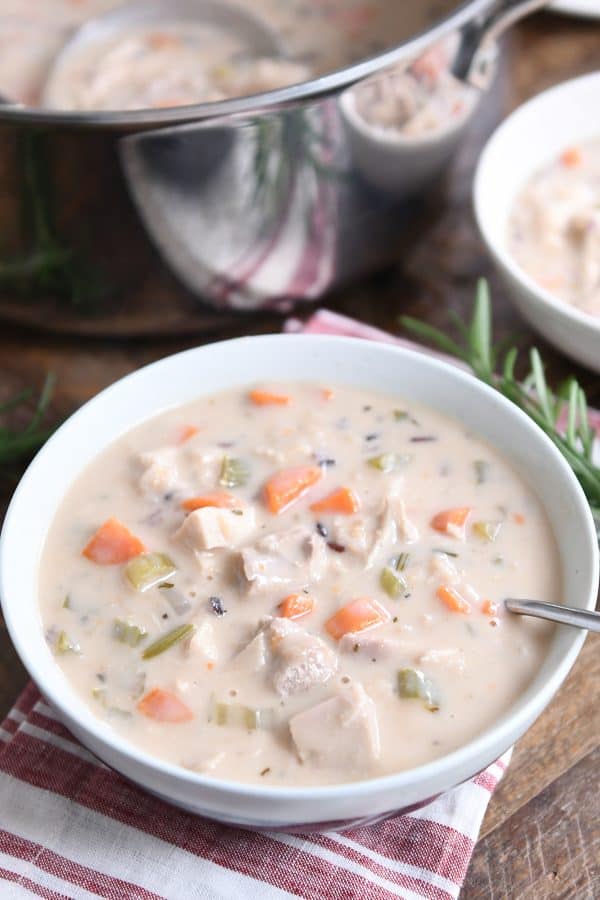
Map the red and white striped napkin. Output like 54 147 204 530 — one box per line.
0 309 518 900
0 685 510 900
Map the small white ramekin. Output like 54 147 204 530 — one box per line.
1 334 597 829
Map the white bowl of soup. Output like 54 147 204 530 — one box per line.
474 72 600 373
0 335 597 829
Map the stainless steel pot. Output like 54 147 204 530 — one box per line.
0 0 546 319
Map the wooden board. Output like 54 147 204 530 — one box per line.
1 12 599 897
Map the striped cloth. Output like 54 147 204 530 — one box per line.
0 685 510 900
0 309 517 900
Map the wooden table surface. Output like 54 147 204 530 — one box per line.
1 11 599 899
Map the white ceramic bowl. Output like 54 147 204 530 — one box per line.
474 72 600 373
1 335 597 830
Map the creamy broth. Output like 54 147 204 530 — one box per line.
39 382 556 786
508 139 600 317
0 1 457 109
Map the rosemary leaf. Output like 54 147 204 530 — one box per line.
400 280 600 531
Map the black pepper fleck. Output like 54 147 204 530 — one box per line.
316 522 328 538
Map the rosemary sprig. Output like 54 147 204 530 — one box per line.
400 279 600 535
0 133 109 312
0 374 56 469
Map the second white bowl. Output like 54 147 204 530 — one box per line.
474 72 600 372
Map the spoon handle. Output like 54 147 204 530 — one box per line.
505 599 600 633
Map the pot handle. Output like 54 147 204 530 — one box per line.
453 0 549 86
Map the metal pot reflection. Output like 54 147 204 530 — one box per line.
0 1 547 322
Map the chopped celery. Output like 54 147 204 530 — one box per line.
142 623 196 660
112 619 148 647
55 631 79 654
368 452 412 473
380 565 407 598
125 552 176 592
93 689 132 719
210 697 273 730
397 668 439 711
396 552 410 571
108 707 133 720
393 409 408 421
473 520 502 542
219 455 249 488
62 595 71 609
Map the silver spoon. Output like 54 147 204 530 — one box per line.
42 0 284 107
505 598 600 633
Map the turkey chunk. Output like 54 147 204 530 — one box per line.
136 448 180 497
332 480 418 569
185 620 218 666
266 617 338 696
176 506 256 551
230 631 268 672
331 517 369 555
290 682 380 769
238 528 327 591
340 631 416 662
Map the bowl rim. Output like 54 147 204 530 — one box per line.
0 0 485 128
473 70 600 338
1 333 597 802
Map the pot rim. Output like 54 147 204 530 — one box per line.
0 0 488 129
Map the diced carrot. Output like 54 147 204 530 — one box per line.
513 512 526 525
437 585 472 614
279 593 315 620
206 662 215 671
181 491 239 512
321 388 335 401
137 688 193 723
430 506 472 537
482 598 499 617
560 146 582 168
82 518 145 565
146 32 182 50
310 487 359 515
249 389 291 406
325 597 390 640
177 424 199 444
264 465 321 514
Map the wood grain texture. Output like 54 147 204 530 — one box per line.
0 11 599 898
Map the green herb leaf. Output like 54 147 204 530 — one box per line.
401 280 600 539
0 374 56 470
142 623 196 660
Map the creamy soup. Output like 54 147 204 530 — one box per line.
39 382 556 786
0 0 457 109
351 38 476 139
508 139 600 318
